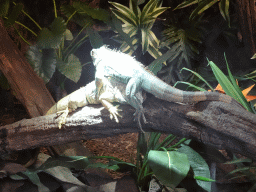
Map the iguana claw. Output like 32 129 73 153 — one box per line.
109 105 122 123
134 109 147 133
56 107 69 129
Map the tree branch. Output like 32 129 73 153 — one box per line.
0 96 255 159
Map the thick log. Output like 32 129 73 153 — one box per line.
235 0 256 55
0 18 55 117
0 96 255 160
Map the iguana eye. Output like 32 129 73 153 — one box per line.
90 50 94 56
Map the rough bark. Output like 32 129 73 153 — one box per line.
236 0 256 55
0 18 55 117
0 96 255 160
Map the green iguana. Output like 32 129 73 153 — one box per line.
91 45 243 129
46 77 144 129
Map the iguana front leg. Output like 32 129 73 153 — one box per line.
125 76 147 130
99 92 122 123
96 77 122 123
103 67 146 131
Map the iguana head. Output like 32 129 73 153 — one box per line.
90 45 109 67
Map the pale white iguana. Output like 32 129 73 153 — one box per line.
45 76 144 129
91 45 243 129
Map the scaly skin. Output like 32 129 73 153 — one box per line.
46 78 143 128
91 45 242 129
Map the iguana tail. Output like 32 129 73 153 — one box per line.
142 73 241 107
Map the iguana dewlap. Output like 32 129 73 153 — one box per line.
46 79 144 128
91 45 242 129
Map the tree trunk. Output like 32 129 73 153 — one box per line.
236 0 256 56
0 18 55 117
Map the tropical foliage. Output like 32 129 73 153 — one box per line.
175 0 231 27
1 0 256 191
109 0 168 58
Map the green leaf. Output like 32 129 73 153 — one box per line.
49 17 66 36
148 132 161 150
88 162 120 171
141 28 149 53
109 0 167 57
226 166 256 175
148 47 177 74
88 157 136 173
148 30 159 49
143 0 158 16
155 134 177 150
37 17 66 49
35 154 90 171
130 0 139 17
109 15 135 50
61 4 93 28
147 44 162 59
180 67 214 91
225 158 252 164
190 0 219 21
174 0 198 10
64 29 73 40
22 170 51 192
208 59 252 111
137 0 145 5
26 154 91 191
174 81 207 91
88 29 103 48
251 53 256 60
149 7 169 19
109 1 137 26
178 144 212 192
137 132 148 156
57 54 82 83
26 45 56 83
5 3 23 27
140 0 156 20
224 54 250 107
194 176 215 182
44 166 86 187
148 150 190 188
9 174 27 180
73 2 111 22
0 0 9 17
219 0 230 27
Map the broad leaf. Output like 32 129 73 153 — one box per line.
37 17 66 49
61 4 93 28
4 3 23 27
73 2 111 22
88 29 103 48
22 170 50 192
0 0 9 17
11 154 92 191
178 144 212 192
57 54 82 83
64 29 73 41
26 45 56 83
148 150 190 188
